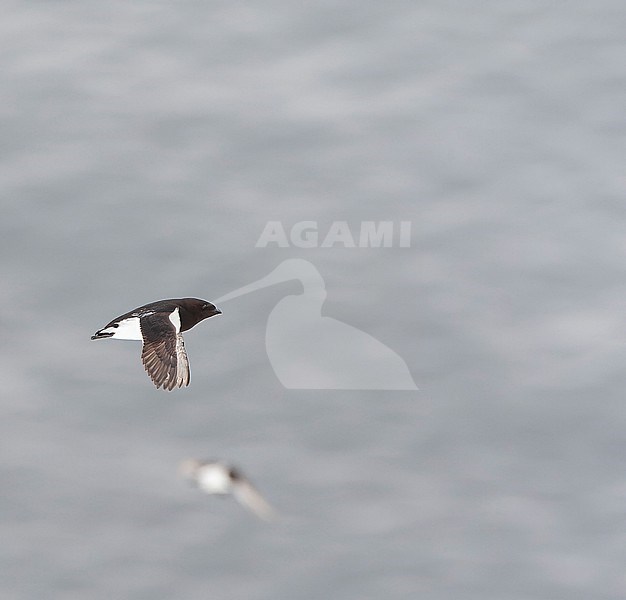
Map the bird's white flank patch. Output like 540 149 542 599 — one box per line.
197 465 231 494
169 307 181 333
106 317 143 340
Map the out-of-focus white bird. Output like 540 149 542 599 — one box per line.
179 459 275 521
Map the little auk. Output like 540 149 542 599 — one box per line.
91 298 221 390
179 459 275 521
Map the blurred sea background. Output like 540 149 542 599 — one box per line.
2 1 625 599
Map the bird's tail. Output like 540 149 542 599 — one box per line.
91 329 114 340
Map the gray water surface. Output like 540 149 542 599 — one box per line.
2 2 626 599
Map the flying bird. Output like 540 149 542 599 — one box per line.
91 298 221 390
179 459 275 521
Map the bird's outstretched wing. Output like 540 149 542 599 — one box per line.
140 314 190 390
233 478 276 521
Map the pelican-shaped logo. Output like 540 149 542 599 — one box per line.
216 259 417 390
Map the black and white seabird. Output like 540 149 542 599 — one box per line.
179 459 275 521
91 298 221 390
